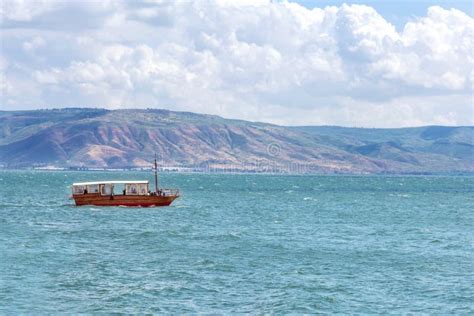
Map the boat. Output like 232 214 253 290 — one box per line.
71 156 179 207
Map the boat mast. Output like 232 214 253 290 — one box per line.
154 153 158 193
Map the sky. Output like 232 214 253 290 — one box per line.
0 0 473 127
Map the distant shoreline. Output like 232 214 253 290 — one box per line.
1 166 473 177
1 109 473 175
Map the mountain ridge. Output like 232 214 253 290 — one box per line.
1 108 473 174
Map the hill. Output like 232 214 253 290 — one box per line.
0 108 473 174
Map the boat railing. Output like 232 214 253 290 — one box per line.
160 188 180 196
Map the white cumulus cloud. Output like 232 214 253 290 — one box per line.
0 0 473 127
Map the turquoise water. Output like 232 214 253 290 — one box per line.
0 171 473 314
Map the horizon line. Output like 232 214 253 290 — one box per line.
1 107 473 129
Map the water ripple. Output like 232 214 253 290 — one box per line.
0 171 473 313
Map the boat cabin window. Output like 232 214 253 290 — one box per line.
101 184 113 195
126 183 148 195
73 185 85 194
114 183 125 195
87 184 99 194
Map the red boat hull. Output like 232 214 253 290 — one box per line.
72 193 178 207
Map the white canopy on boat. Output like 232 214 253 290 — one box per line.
72 180 149 186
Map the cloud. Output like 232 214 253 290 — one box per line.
0 0 57 22
0 1 473 127
22 36 45 52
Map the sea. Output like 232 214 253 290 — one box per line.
0 170 472 314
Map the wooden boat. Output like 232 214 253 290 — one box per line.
71 156 179 207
